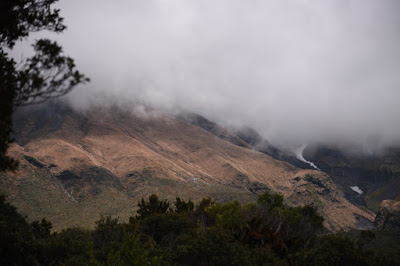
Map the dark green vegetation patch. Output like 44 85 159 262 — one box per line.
56 170 82 180
55 166 125 201
231 173 270 194
1 192 399 265
23 155 46 168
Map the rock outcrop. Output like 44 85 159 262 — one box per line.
374 200 400 231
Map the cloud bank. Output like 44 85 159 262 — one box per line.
14 0 400 151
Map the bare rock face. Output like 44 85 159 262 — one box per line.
374 200 400 231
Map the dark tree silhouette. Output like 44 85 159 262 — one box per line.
0 0 89 171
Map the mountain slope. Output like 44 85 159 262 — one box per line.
304 144 400 211
181 113 313 170
1 103 374 230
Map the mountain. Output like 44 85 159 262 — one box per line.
180 113 314 170
192 117 400 215
303 144 400 211
1 102 374 231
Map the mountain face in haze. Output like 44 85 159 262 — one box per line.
1 102 374 231
180 113 314 170
303 144 400 212
180 113 400 215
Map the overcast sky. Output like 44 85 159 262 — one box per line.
14 0 400 151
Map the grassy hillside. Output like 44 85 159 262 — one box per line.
1 103 374 231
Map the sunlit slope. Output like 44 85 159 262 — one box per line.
1 104 374 230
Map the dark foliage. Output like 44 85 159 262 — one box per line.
136 194 171 219
0 192 399 265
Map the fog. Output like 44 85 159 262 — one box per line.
13 0 400 151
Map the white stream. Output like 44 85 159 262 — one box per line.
295 144 320 170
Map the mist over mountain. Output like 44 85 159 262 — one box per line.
4 1 400 263
12 0 400 152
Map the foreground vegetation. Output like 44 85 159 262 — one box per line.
0 192 399 265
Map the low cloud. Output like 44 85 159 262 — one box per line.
13 0 400 151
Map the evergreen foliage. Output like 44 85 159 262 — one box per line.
0 0 89 172
0 192 399 265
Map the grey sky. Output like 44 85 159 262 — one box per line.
14 0 400 151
